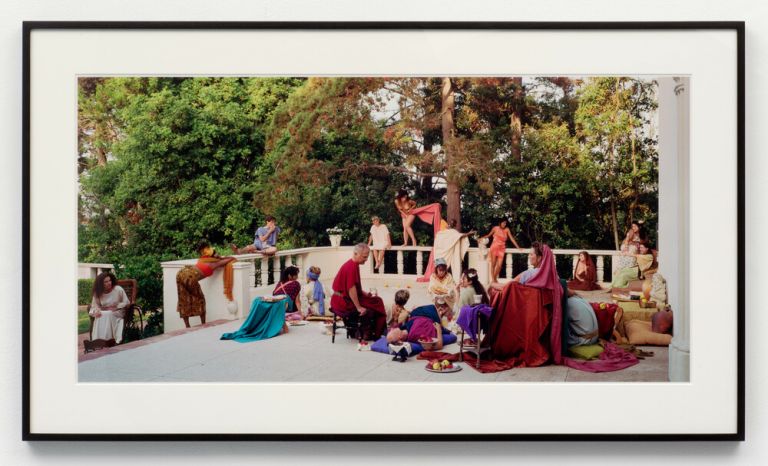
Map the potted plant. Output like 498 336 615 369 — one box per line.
326 226 343 247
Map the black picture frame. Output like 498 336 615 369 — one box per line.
22 21 745 441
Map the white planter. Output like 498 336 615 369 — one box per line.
329 234 342 247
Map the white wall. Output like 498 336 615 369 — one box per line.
2 1 766 464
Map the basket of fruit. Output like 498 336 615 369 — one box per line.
425 359 461 373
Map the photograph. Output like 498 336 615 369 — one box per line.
75 75 674 384
22 22 741 439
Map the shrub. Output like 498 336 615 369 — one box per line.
78 279 95 305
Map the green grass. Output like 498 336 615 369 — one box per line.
78 308 90 334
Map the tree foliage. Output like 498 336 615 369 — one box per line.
78 76 659 312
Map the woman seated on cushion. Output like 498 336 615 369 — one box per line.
611 242 655 288
564 291 600 347
89 271 130 343
386 305 447 351
272 266 302 318
567 251 602 291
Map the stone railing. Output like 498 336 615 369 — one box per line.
161 245 628 332
77 262 114 280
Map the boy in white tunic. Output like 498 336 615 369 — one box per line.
367 216 391 272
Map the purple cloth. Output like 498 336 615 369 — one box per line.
406 316 438 342
456 304 493 341
563 341 640 373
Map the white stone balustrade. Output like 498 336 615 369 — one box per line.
161 245 628 333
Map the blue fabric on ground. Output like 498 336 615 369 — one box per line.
370 333 458 355
220 297 289 343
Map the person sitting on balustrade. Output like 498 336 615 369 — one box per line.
231 215 281 256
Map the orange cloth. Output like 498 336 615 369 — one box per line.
197 256 234 301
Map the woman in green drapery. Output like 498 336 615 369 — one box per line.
611 243 655 288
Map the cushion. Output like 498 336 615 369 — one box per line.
651 309 674 334
625 320 672 346
568 344 604 360
370 333 458 355
589 302 619 340
651 273 667 305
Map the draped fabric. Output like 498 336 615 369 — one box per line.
456 304 493 342
220 296 288 343
408 203 443 282
524 244 564 364
197 256 234 301
176 266 206 318
567 252 601 291
432 228 470 284
306 270 326 316
330 259 387 339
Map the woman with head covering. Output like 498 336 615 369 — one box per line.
428 258 457 310
567 251 602 291
304 265 326 318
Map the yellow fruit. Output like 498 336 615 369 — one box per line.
599 303 606 309
441 360 450 367
432 363 441 370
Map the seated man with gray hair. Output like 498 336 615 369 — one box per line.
330 243 387 340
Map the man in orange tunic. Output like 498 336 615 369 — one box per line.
330 244 387 340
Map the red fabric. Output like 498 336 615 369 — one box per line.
524 244 564 364
409 203 443 282
486 281 554 368
563 342 638 373
194 260 214 278
330 258 386 339
590 302 619 340
567 252 601 291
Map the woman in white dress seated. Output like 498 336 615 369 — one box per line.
89 272 130 344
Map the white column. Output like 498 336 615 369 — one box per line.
659 77 690 382
571 255 578 279
506 253 513 278
272 256 281 284
396 250 404 275
416 251 423 276
260 257 269 286
596 255 605 284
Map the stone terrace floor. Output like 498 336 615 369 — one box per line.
78 285 669 383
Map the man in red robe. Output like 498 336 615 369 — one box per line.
331 244 387 340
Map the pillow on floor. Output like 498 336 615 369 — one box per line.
625 320 672 346
568 344 604 360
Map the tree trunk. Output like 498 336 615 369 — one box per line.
441 78 461 231
610 196 620 250
510 77 523 161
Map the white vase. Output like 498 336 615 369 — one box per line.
329 234 342 247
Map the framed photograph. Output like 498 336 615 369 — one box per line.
23 22 744 440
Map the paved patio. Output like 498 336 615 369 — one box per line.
78 285 669 383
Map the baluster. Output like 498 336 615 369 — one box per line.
272 256 281 284
248 260 256 288
285 255 293 268
505 252 513 278
296 255 304 278
260 257 269 286
572 254 579 279
416 250 423 276
397 250 404 275
597 255 605 283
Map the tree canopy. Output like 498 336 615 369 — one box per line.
78 76 658 310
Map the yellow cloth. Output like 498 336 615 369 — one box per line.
198 256 234 301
